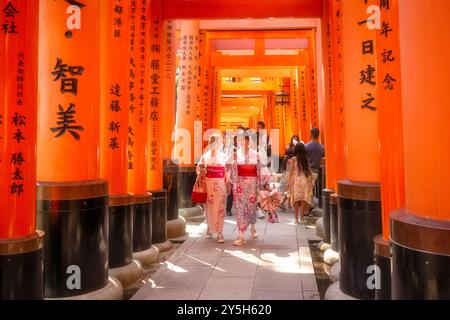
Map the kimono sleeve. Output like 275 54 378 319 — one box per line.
229 155 239 184
257 153 270 190
196 154 206 175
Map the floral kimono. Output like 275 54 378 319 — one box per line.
197 150 229 234
231 147 265 233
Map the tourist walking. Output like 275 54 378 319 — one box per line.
231 131 262 246
197 134 229 243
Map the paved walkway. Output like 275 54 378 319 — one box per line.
132 211 320 300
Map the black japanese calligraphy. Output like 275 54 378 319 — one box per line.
51 58 85 95
1 1 19 34
50 103 84 140
361 93 377 111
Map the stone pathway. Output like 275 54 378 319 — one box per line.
132 211 320 300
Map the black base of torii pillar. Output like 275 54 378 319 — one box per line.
37 180 122 300
327 179 382 300
163 160 187 241
0 231 45 300
390 211 450 300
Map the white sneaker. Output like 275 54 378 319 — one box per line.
257 209 265 219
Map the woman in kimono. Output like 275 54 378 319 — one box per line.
197 134 229 243
231 130 263 246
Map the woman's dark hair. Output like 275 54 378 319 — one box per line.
257 121 266 129
282 148 294 171
294 143 311 177
289 135 300 150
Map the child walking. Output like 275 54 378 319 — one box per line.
287 143 315 224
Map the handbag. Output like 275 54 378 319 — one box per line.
192 173 207 204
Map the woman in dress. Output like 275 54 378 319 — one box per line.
231 130 263 246
197 134 229 243
279 135 300 210
287 142 315 224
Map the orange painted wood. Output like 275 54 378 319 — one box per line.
147 0 164 190
37 0 100 182
398 0 450 221
290 69 300 137
162 0 322 20
376 0 405 239
330 0 346 190
206 30 311 40
298 67 311 142
198 31 207 134
160 20 177 161
213 69 222 132
127 0 149 194
173 20 200 165
321 0 337 190
308 31 320 131
0 0 39 238
341 0 380 182
100 0 130 196
211 52 309 68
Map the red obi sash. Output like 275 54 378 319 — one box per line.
206 166 225 178
237 165 257 177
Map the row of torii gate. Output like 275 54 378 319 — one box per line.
0 0 449 300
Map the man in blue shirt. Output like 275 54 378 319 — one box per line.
305 128 325 210
305 128 325 173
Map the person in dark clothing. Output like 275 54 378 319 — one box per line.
305 128 325 172
305 128 325 209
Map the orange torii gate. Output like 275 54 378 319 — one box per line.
206 30 317 146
